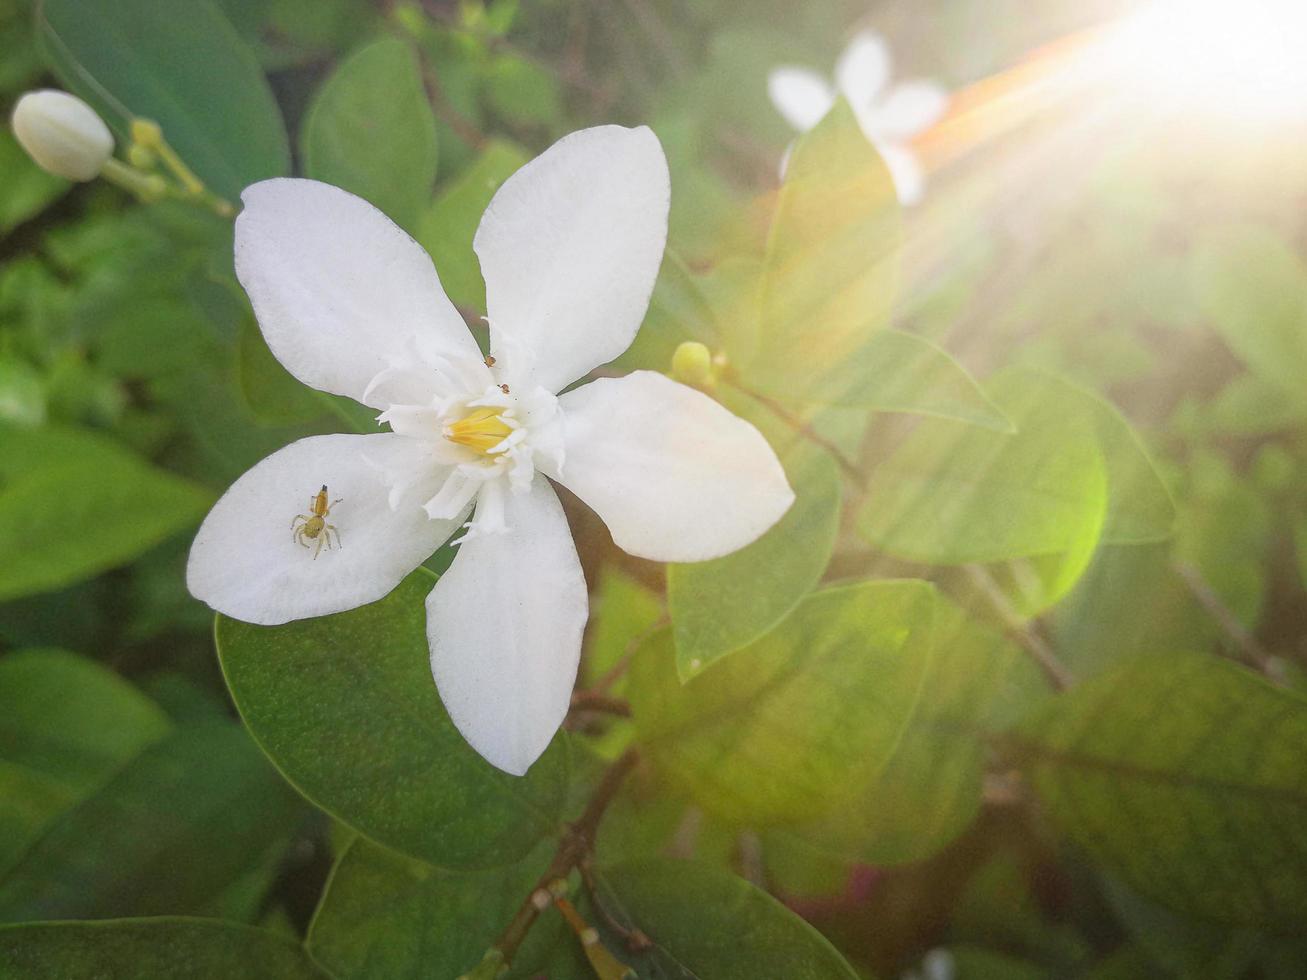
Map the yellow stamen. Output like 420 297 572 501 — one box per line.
444 406 513 454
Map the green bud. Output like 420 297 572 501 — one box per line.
128 142 156 170
670 341 715 388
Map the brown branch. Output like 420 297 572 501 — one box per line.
1172 560 1280 680
569 690 633 717
481 749 640 973
965 564 1073 691
725 379 865 484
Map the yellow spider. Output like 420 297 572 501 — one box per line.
291 485 341 559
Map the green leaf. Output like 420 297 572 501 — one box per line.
610 250 721 373
236 318 329 426
0 722 303 921
0 649 172 867
0 128 65 234
307 837 584 979
632 580 935 825
38 0 290 202
748 99 900 400
216 570 569 869
593 859 859 979
582 568 664 693
482 54 563 127
1194 228 1307 407
668 444 841 679
813 328 1012 428
1009 653 1307 931
0 425 213 601
301 37 438 233
858 367 1111 566
416 139 529 311
777 597 1051 865
0 918 328 979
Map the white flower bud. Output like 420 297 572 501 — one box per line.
10 90 114 182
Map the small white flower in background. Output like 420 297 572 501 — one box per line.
768 31 949 205
901 949 955 980
187 125 794 777
10 90 114 181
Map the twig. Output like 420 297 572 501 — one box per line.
1172 560 1280 679
482 749 640 973
965 564 1073 691
569 690 633 717
417 61 487 150
579 857 653 953
725 379 865 484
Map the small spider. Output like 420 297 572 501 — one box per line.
291 485 341 559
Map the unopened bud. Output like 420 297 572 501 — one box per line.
10 90 114 181
670 341 715 388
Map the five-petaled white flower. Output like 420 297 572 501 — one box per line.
187 125 794 776
768 31 948 205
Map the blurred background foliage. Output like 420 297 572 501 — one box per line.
1 0 1306 977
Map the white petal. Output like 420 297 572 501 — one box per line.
427 479 587 776
878 142 927 206
546 372 794 562
866 81 949 141
234 179 482 407
767 67 837 131
474 126 669 395
836 31 891 106
187 434 461 626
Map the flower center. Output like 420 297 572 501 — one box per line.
443 406 514 455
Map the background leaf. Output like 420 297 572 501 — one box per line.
0 425 212 601
217 570 569 869
0 918 327 979
300 36 438 233
1010 653 1307 931
633 580 935 825
593 859 860 979
37 0 289 202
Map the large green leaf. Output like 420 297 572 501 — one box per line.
748 99 900 400
632 580 935 825
858 368 1116 566
37 0 289 202
1009 653 1307 931
216 570 569 869
667 443 841 680
0 722 303 921
0 918 327 979
416 140 529 312
593 860 859 979
301 37 438 233
778 598 1051 865
307 837 585 979
0 425 213 601
0 649 172 868
1194 228 1307 406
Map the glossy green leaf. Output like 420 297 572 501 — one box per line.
216 571 569 869
1194 228 1307 407
0 425 213 601
593 859 859 980
307 837 585 979
632 580 935 825
0 649 172 867
416 139 528 311
748 99 900 400
668 444 841 680
38 0 289 202
779 598 1051 865
811 328 1012 428
0 918 327 979
301 37 438 232
858 367 1111 567
1010 653 1307 931
0 722 303 921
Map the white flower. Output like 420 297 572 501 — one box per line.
10 90 114 182
768 31 948 205
186 125 794 776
